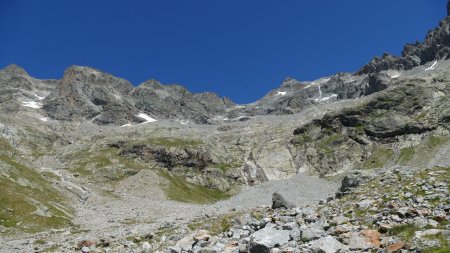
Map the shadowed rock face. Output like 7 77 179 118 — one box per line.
121 144 213 169
132 80 235 124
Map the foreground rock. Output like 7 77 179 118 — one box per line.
138 166 448 253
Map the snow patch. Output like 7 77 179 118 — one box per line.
22 101 43 109
137 113 157 124
39 117 48 122
310 77 331 86
34 94 46 100
276 91 287 96
315 94 338 102
425 60 437 71
179 120 190 125
386 70 401 78
121 123 132 127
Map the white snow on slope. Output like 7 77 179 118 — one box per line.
34 94 46 100
315 94 338 102
276 91 287 96
121 123 132 127
310 77 331 86
137 113 157 123
39 117 48 122
23 101 43 108
180 120 190 125
425 60 438 71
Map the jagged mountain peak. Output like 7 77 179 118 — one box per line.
357 3 450 75
0 64 29 77
280 77 303 89
138 79 163 88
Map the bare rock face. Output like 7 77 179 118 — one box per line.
132 80 234 124
290 79 449 176
43 66 138 125
122 144 213 169
0 64 56 112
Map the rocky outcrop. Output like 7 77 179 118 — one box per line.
43 66 139 125
132 80 234 124
122 144 213 169
290 79 450 175
225 72 395 121
0 64 56 112
271 192 294 209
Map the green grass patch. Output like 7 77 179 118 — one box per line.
210 214 233 235
388 224 421 241
141 137 203 147
68 146 150 181
426 136 449 148
160 172 230 204
354 124 365 133
398 147 415 165
0 137 14 154
397 136 449 166
422 232 449 253
363 147 394 169
291 133 312 145
318 134 344 154
0 155 72 232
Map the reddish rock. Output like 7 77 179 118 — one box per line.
386 242 405 252
76 240 96 250
361 230 381 248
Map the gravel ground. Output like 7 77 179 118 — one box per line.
0 171 339 253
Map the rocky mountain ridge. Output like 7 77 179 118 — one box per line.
2 3 449 126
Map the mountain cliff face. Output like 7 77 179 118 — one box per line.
0 65 56 113
132 80 234 124
43 66 139 125
0 2 449 253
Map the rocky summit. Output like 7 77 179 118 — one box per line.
1 2 450 253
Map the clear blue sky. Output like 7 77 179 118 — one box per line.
0 0 447 103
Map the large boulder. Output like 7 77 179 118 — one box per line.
272 192 294 209
309 236 348 253
249 227 290 253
